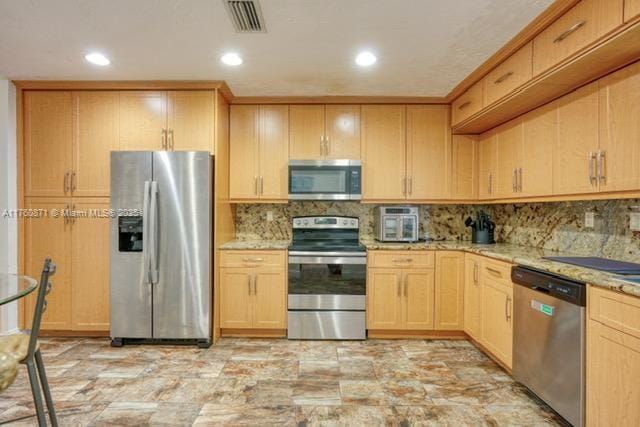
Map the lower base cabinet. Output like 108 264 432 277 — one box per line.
434 251 465 330
219 250 287 330
463 254 482 339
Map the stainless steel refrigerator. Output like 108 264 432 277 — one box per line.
109 151 213 348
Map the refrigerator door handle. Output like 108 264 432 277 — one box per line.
148 181 159 284
142 181 152 284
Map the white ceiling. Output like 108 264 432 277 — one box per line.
0 0 553 97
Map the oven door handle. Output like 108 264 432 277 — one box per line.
288 255 367 265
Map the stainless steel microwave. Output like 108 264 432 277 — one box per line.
288 160 361 200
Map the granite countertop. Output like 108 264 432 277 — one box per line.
220 238 640 298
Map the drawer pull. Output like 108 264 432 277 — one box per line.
553 20 586 43
392 258 413 263
486 267 503 277
242 257 264 262
458 101 471 110
494 71 514 84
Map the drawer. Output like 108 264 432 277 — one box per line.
220 250 286 268
480 258 512 286
452 81 484 126
532 0 623 76
589 285 640 340
367 250 435 269
483 42 533 106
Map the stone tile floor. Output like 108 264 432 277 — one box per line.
0 338 567 426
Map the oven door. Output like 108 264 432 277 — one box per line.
288 160 361 200
287 255 366 310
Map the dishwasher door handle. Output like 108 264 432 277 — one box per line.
531 285 551 294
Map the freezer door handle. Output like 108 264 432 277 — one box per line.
142 181 152 284
148 181 159 284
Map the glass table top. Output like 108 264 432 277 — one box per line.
0 273 38 306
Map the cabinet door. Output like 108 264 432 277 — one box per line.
521 101 556 197
72 92 119 197
403 269 435 330
587 320 640 426
289 105 325 159
367 269 403 329
494 119 523 198
625 0 640 21
253 268 287 329
452 81 483 126
483 42 533 106
229 105 260 200
24 198 72 330
450 135 478 200
220 268 253 329
555 83 600 195
258 105 289 200
480 278 513 368
434 251 465 330
406 105 450 200
478 130 497 199
362 105 406 200
463 256 482 340
71 199 110 331
325 105 361 159
167 91 215 153
598 62 640 192
24 91 73 197
119 91 167 151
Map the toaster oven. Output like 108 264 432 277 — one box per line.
374 206 420 242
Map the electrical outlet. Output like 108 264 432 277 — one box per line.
630 212 640 231
266 211 274 222
585 212 595 228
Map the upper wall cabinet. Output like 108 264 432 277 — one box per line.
483 42 533 106
119 90 215 153
230 105 289 202
626 0 640 21
478 130 497 200
450 135 478 200
289 105 360 160
452 81 483 126
532 0 623 76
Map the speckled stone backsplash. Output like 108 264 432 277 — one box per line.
234 199 640 261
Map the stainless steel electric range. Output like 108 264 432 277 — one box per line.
287 216 366 340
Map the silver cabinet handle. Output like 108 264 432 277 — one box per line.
161 129 167 150
260 176 264 195
458 101 471 110
168 129 174 151
408 177 413 195
512 169 517 192
70 203 76 225
589 151 597 185
488 173 492 195
518 168 522 192
598 150 606 184
494 71 514 84
63 172 71 194
506 296 512 322
324 135 330 156
242 257 264 263
64 203 70 225
392 258 413 263
320 136 325 156
486 267 503 277
248 275 252 295
71 171 76 193
253 275 257 295
553 20 586 43
473 263 479 284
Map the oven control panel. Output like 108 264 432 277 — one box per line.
293 216 358 229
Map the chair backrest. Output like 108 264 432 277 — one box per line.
28 258 56 358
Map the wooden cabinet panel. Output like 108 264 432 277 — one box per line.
598 61 640 192
258 105 289 200
480 278 513 368
478 130 497 199
24 91 73 197
253 269 287 329
220 250 287 268
406 105 450 200
325 105 360 159
367 269 403 329
494 119 524 198
219 268 254 329
450 135 478 200
167 91 215 153
72 92 119 197
229 105 260 200
71 199 110 331
434 251 465 330
589 285 640 340
452 81 483 126
555 82 600 195
625 0 640 21
521 101 556 197
532 0 623 76
464 255 482 340
362 105 406 200
289 105 325 159
368 251 435 269
119 91 166 151
403 269 435 330
484 42 533 106
24 198 72 330
587 319 640 426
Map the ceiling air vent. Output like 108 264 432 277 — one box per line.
224 0 266 33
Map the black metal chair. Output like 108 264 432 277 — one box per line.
20 258 58 426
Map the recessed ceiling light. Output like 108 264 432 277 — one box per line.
355 51 376 67
84 52 110 66
221 52 243 66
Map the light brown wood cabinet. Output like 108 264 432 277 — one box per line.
219 251 287 330
450 135 478 200
479 259 513 368
483 42 533 106
463 254 482 340
434 251 465 330
587 286 640 426
494 119 524 198
478 130 497 199
289 105 360 159
532 0 623 76
520 101 556 197
24 197 110 331
625 0 640 21
452 81 483 126
229 105 289 202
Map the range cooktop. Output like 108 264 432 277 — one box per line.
544 256 640 275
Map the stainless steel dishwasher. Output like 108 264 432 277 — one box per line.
511 266 586 427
